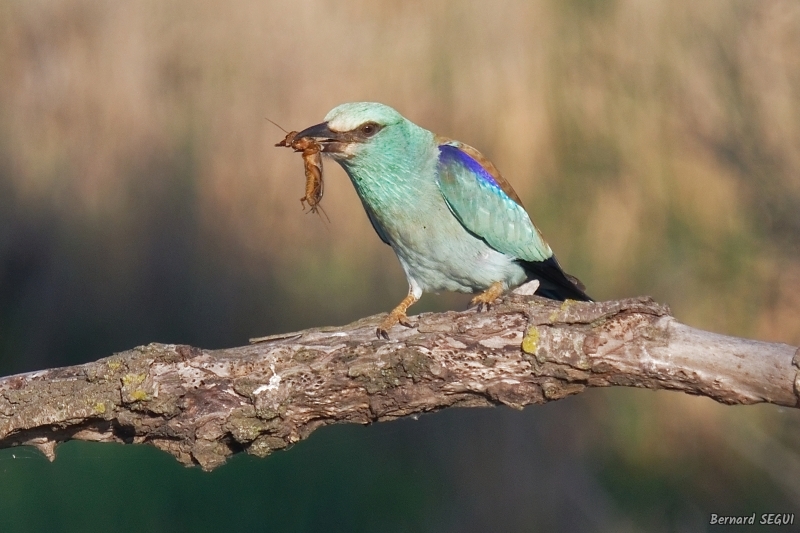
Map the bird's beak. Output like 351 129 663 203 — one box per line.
294 122 350 154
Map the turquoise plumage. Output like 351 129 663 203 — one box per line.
291 102 590 338
436 142 552 263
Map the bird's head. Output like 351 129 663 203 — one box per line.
293 102 425 165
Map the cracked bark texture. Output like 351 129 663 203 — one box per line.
1 295 798 470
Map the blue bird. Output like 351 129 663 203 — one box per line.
292 102 591 338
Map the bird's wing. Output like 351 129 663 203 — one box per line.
435 139 552 262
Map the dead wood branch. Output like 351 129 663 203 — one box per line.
0 295 797 470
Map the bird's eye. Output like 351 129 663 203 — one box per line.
359 122 380 136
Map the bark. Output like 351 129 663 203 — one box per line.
0 295 797 471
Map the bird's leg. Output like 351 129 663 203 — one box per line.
377 291 419 339
470 281 506 312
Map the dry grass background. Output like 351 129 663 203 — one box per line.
1 1 799 530
2 0 798 341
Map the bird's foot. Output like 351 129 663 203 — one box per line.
377 310 414 339
470 281 506 312
377 293 419 339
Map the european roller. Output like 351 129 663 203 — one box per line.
291 102 591 338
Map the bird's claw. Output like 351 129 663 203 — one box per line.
470 300 491 312
376 311 415 339
470 281 505 312
398 315 414 328
470 300 495 313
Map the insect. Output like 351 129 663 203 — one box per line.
270 119 327 218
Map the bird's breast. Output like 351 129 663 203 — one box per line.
341 157 525 293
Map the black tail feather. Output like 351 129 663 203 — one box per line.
518 256 592 302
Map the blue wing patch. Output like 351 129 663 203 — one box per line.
439 144 505 192
436 142 552 262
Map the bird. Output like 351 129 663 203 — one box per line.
290 102 591 339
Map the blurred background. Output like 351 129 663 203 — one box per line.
1 0 799 531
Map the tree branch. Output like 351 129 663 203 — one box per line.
1 295 797 470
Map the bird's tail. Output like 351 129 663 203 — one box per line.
518 256 593 302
